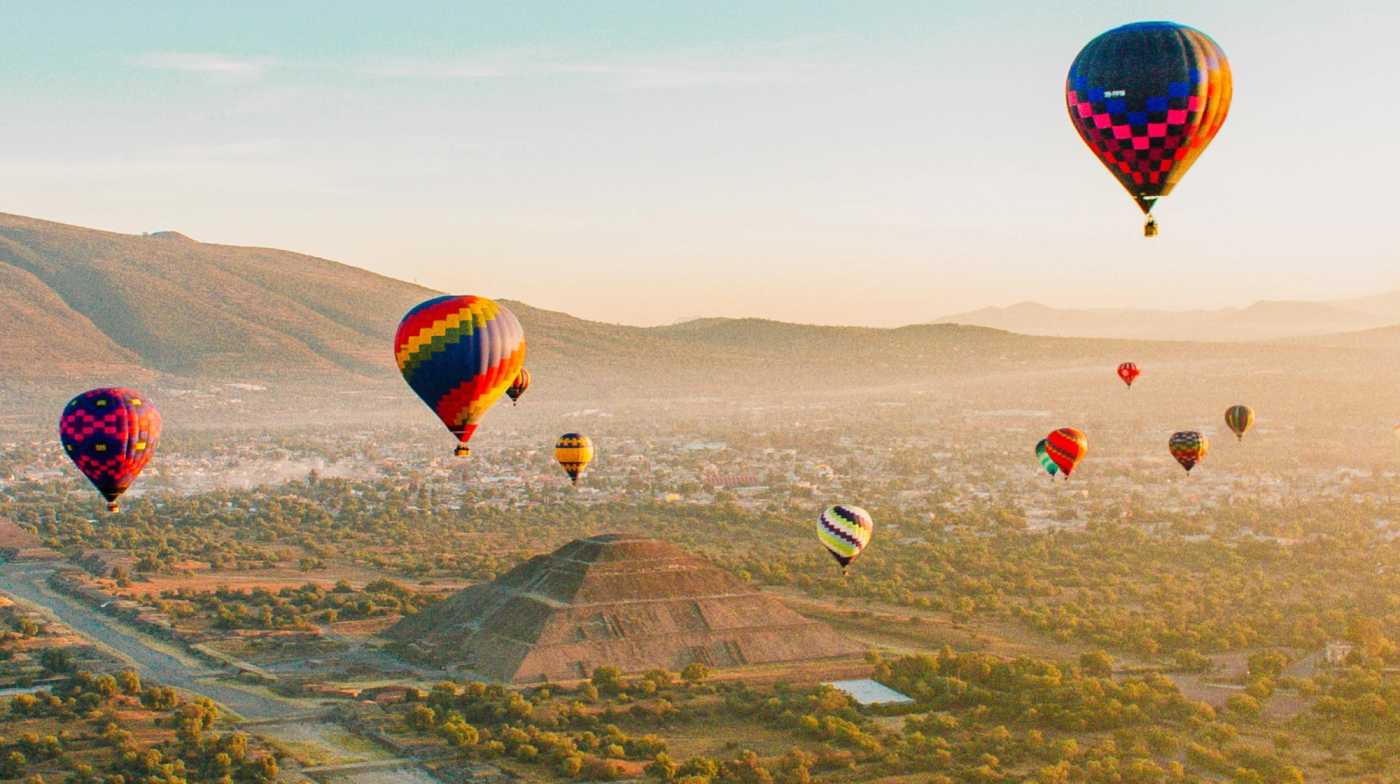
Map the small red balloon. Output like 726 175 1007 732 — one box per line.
1117 362 1140 388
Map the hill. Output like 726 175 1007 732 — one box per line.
0 212 434 381
936 298 1394 342
4 211 1398 419
0 212 1157 393
1287 323 1400 350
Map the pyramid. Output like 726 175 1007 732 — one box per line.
385 533 860 683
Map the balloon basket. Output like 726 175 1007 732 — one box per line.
106 502 119 513
1143 218 1158 237
454 445 471 458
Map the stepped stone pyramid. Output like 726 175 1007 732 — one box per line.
385 533 859 683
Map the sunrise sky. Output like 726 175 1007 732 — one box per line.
5 1 1397 325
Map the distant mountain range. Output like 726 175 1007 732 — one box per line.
935 293 1400 343
4 211 1398 401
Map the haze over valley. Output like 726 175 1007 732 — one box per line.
3 211 1400 782
6 2 1400 781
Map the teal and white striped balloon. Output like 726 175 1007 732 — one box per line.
1036 438 1059 478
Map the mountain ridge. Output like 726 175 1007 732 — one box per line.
935 295 1400 342
4 211 1398 403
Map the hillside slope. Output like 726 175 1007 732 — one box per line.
3 211 1396 414
0 212 435 380
0 260 146 379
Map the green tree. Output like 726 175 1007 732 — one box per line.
1078 650 1114 678
592 666 625 695
681 663 710 685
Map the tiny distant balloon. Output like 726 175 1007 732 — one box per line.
1045 428 1088 478
555 433 594 485
1224 405 1254 441
59 388 161 512
818 505 873 575
1117 362 1140 388
1169 431 1209 472
394 295 526 457
1066 21 1232 236
506 368 531 406
1035 438 1059 478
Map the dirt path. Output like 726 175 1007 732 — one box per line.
0 562 310 720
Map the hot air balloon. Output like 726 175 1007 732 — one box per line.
555 433 594 485
1035 438 1059 478
1066 22 1232 236
1117 362 1140 388
394 295 526 457
1224 404 1254 441
59 388 161 512
817 505 873 575
506 368 531 406
1169 431 1209 472
1045 428 1088 478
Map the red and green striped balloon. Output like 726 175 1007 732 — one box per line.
1045 428 1088 478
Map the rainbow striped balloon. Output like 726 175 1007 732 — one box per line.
394 295 526 457
1169 431 1209 473
818 505 874 574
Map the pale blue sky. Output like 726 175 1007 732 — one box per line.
4 1 1397 325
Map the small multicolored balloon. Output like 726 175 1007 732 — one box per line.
59 388 161 512
1224 404 1254 441
1045 428 1088 478
1035 438 1059 478
394 295 526 457
1169 431 1209 472
1117 362 1140 388
555 433 594 485
818 505 873 574
506 368 531 406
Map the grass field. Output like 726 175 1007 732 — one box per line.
254 720 395 767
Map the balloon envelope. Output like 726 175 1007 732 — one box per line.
1066 22 1231 228
1169 431 1209 472
1045 428 1088 477
59 388 161 512
818 505 873 573
394 295 526 457
555 433 594 484
1035 438 1059 477
506 368 531 405
1117 362 1140 387
1225 405 1254 441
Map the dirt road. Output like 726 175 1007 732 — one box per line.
0 561 310 720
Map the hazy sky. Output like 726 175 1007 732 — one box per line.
4 1 1397 325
